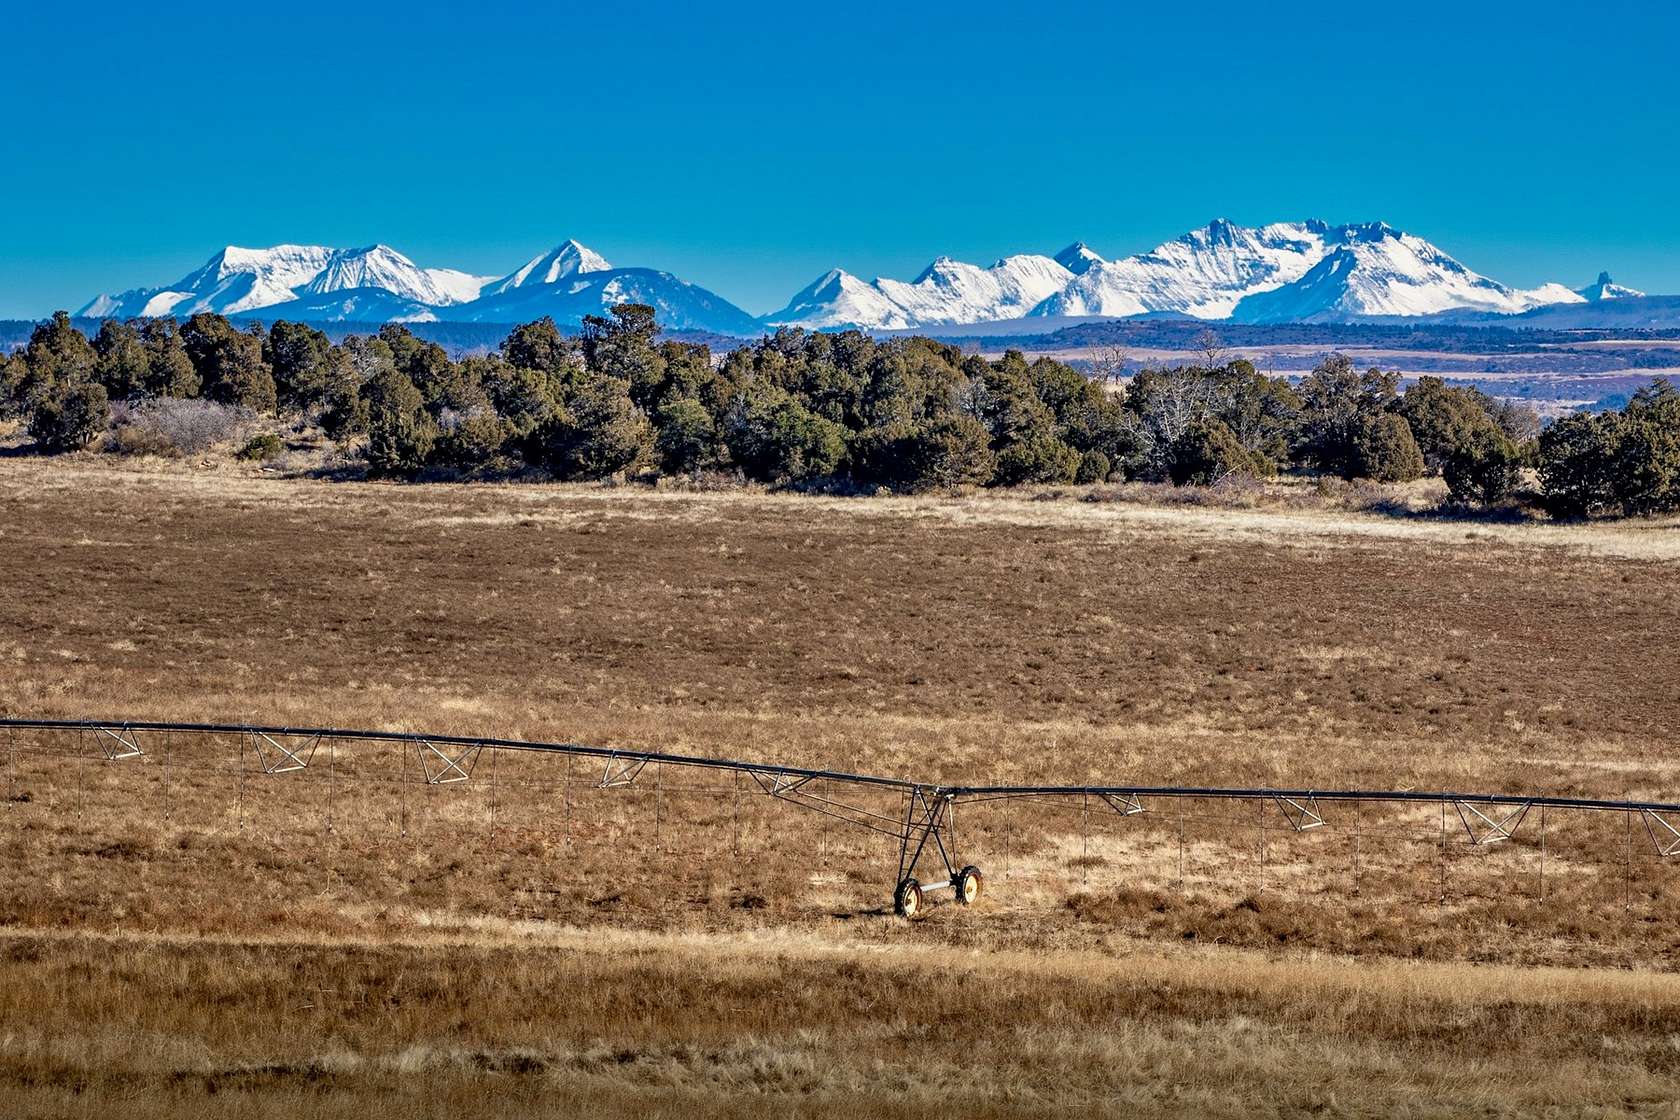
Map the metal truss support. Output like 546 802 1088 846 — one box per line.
92 725 144 762
744 769 905 838
415 739 484 785
1273 794 1326 832
1097 792 1146 816
1454 799 1531 845
597 753 648 789
748 770 815 797
1641 809 1680 857
248 731 322 775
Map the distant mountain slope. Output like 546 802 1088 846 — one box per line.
1230 223 1581 323
80 244 338 318
1052 241 1106 275
242 287 448 324
1424 293 1680 330
76 239 757 334
300 245 486 306
458 266 761 333
1577 271 1645 301
766 253 1072 330
1034 219 1333 319
79 244 489 320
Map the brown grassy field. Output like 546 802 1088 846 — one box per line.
4 454 1680 1116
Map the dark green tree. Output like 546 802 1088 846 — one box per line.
582 304 666 409
1613 381 1680 516
993 431 1081 486
1294 355 1400 477
92 319 151 400
1397 377 1493 471
1537 411 1624 518
1444 425 1523 506
265 321 335 410
138 319 200 398
15 311 96 406
853 415 997 491
653 397 719 474
363 365 435 475
431 409 511 469
181 314 276 412
1167 416 1253 485
478 356 564 438
502 317 582 387
1075 449 1111 484
722 382 846 483
1351 413 1426 482
28 378 109 452
534 376 653 480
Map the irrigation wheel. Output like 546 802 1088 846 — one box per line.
894 877 925 919
954 865 984 906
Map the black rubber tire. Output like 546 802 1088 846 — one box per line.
954 865 984 906
894 877 925 919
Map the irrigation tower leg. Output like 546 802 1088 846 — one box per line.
893 789 981 919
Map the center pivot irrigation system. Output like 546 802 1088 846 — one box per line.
8 717 1680 919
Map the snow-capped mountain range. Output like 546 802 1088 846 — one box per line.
77 239 758 334
773 220 1611 329
75 222 1649 335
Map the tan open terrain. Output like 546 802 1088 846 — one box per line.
3 454 1680 1116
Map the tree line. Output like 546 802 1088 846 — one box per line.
3 307 1677 519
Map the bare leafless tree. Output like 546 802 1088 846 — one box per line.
1086 344 1131 391
1192 327 1227 372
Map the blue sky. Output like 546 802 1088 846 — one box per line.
3 0 1675 318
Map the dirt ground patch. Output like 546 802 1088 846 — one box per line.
3 457 1679 1114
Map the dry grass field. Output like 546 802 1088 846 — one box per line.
4 454 1680 1116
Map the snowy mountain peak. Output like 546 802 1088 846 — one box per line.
767 250 1073 330
1578 271 1645 301
764 267 913 331
1340 220 1399 242
1230 228 1577 323
1035 219 1337 320
1053 242 1105 275
301 244 486 307
482 239 612 297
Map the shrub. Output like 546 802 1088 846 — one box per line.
1167 417 1252 486
1444 426 1522 506
1293 356 1399 477
993 432 1081 486
432 408 511 469
29 378 109 452
107 399 249 457
1351 413 1425 482
237 433 284 462
853 415 996 492
1613 384 1680 516
1075 449 1111 484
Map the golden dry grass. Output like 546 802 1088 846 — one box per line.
3 455 1680 1115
